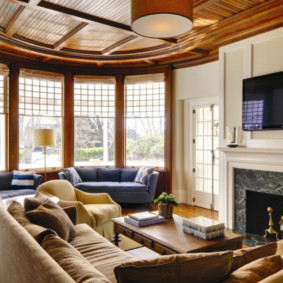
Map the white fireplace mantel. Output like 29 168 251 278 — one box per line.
218 147 283 229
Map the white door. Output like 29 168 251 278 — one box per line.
193 104 219 210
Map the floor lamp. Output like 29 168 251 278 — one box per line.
33 129 56 182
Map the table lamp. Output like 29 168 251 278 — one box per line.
33 129 56 182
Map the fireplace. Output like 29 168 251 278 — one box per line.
234 168 283 240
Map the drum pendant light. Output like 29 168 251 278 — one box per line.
131 0 193 38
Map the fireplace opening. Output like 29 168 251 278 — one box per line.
246 190 283 237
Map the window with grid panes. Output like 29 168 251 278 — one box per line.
125 74 165 167
74 76 115 166
0 64 8 171
19 70 63 169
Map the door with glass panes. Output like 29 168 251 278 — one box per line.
193 104 219 210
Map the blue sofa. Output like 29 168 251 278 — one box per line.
58 167 159 204
0 172 42 199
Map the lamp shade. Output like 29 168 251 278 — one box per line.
131 0 193 38
33 129 56 147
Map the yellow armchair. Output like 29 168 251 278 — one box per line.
36 180 121 241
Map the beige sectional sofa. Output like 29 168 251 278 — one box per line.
1 196 283 283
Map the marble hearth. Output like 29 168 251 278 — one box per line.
219 147 283 231
234 169 283 235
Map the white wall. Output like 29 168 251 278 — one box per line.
172 61 219 203
172 27 283 206
219 27 283 148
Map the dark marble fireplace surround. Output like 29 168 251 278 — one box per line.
234 168 283 245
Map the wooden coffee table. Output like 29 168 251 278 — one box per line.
112 214 244 255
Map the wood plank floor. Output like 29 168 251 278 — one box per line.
121 203 218 221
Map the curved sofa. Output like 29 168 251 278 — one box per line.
59 167 159 204
0 172 42 199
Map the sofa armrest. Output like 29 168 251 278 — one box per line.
58 172 67 180
34 174 43 189
74 189 121 216
58 199 95 228
147 171 159 202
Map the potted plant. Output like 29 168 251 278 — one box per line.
154 192 178 218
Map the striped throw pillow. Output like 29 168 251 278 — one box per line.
11 170 36 190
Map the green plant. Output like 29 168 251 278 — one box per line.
154 192 178 206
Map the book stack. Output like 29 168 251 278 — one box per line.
124 211 165 227
183 216 225 240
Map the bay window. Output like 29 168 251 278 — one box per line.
0 64 8 171
74 76 115 166
125 74 165 168
19 70 63 169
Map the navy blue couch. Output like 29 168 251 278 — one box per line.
0 172 42 199
58 167 159 204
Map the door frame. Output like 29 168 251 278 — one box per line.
184 97 219 207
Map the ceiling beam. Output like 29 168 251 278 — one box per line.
5 0 41 36
37 1 132 32
53 22 88 50
101 35 138 55
36 1 177 44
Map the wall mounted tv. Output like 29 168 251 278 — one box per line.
242 71 283 131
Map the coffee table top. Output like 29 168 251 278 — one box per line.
113 213 244 253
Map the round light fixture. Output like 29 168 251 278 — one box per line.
131 0 193 38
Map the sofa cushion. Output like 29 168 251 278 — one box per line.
11 170 36 190
0 189 35 199
70 224 134 282
231 242 277 272
7 201 55 244
76 182 148 193
121 169 139 182
114 250 233 283
134 167 154 185
41 233 110 283
97 168 121 182
0 172 13 191
260 269 283 282
62 167 82 185
25 201 76 242
75 167 97 182
224 255 283 283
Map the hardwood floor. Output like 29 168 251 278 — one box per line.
121 203 218 221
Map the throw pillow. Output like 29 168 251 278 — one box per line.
41 234 110 283
231 242 278 272
114 251 233 283
62 167 82 185
7 201 55 243
25 201 76 241
24 196 77 225
224 255 283 283
134 167 154 184
10 170 36 190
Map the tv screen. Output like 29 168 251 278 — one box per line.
242 71 283 131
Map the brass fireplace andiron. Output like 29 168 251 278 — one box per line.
264 207 279 241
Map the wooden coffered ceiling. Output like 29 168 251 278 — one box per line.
0 0 282 68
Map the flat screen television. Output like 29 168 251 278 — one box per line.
242 71 283 131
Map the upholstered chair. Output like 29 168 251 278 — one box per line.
36 180 121 241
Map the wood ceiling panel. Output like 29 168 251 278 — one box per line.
15 9 81 45
62 23 129 51
45 0 131 24
0 1 20 29
0 0 281 67
115 37 165 53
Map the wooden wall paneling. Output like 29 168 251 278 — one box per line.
8 64 19 171
64 71 74 168
164 67 172 193
115 73 125 168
